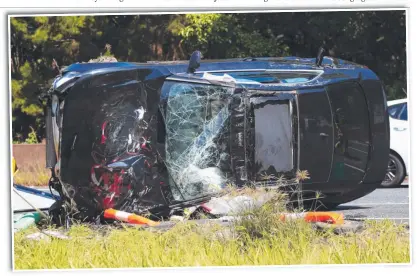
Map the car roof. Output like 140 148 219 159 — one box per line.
53 56 381 92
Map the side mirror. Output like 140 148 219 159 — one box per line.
187 51 202 74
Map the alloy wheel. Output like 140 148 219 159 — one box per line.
383 158 397 185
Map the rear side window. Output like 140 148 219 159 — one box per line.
399 104 408 121
388 103 404 119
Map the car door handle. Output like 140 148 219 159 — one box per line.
320 133 329 137
394 127 407 131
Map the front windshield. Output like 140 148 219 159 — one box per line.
163 82 234 201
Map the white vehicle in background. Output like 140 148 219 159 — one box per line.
382 98 409 188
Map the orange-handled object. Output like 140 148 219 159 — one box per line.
279 211 344 225
104 208 159 226
304 211 344 225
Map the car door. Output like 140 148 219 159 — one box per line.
297 88 334 184
390 102 409 173
325 81 371 183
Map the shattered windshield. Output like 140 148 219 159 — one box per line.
163 82 234 201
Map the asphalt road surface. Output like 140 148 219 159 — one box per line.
335 181 410 224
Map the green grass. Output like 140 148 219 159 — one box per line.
14 217 410 269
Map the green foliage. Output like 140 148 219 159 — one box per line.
10 12 407 142
24 127 39 144
386 80 407 101
179 14 221 44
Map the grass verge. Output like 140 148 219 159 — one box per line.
14 218 410 269
13 182 410 268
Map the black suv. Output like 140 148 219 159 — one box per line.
43 52 390 220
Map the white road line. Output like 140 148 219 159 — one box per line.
351 217 409 220
342 202 409 206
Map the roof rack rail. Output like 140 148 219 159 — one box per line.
146 60 188 64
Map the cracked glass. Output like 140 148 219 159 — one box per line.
163 82 234 201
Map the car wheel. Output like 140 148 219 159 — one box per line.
381 153 405 188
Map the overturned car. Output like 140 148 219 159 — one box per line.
42 51 390 222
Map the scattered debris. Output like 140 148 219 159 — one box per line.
312 220 364 235
25 230 70 241
25 232 50 241
217 216 238 222
14 212 41 233
200 192 278 217
169 215 185 222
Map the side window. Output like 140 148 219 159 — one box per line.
399 104 408 121
388 103 404 119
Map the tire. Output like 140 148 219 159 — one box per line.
381 153 406 188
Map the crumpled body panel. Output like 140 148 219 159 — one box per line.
58 69 171 218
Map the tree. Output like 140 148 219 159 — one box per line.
11 16 108 141
10 11 407 142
